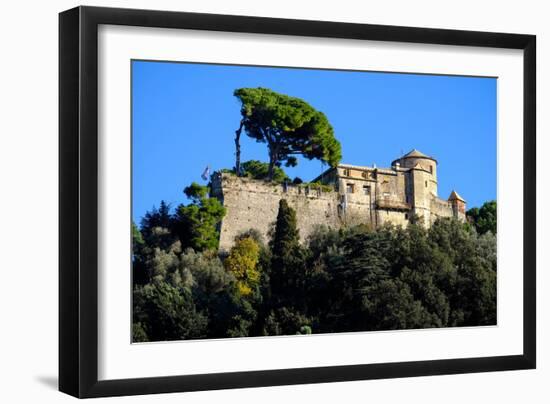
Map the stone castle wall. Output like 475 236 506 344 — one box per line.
211 170 464 251
429 196 455 224
211 173 342 251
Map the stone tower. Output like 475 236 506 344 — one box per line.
448 190 467 221
392 149 438 227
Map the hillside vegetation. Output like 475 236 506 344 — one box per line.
132 184 497 342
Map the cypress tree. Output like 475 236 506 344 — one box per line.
267 199 310 334
271 199 300 260
271 199 307 309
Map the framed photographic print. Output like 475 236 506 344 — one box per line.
59 6 536 398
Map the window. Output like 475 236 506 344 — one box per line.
343 168 350 176
429 165 433 174
406 195 410 203
346 183 354 193
405 213 409 220
362 171 368 179
425 180 428 188
363 185 370 195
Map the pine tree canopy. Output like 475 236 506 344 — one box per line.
234 87 342 180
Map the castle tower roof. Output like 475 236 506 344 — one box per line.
448 190 466 203
402 149 430 158
392 149 437 166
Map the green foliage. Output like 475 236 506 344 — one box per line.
238 160 290 183
467 200 497 235
132 222 149 285
429 220 496 326
303 218 496 333
224 237 262 297
298 181 334 193
314 227 428 331
134 191 496 341
139 200 176 250
133 281 208 341
174 182 226 251
183 182 209 201
263 307 311 336
270 199 300 259
235 228 266 245
132 237 258 341
141 200 172 232
220 162 334 193
269 199 308 302
182 249 235 294
132 322 149 342
264 200 312 333
132 221 144 248
234 87 342 179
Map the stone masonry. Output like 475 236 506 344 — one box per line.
211 149 466 251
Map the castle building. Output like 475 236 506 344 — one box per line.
212 149 466 251
313 149 466 228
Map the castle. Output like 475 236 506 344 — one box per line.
211 149 466 251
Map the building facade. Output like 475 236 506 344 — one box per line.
211 149 466 251
313 149 466 228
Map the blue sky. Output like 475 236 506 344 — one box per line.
132 60 496 224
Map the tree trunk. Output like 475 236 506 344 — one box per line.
234 120 244 176
267 144 279 181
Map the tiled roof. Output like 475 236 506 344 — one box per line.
402 149 430 159
448 190 466 202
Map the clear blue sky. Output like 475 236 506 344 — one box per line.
132 60 496 224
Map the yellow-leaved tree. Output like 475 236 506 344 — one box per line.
224 237 261 297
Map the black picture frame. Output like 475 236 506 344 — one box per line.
59 5 536 398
